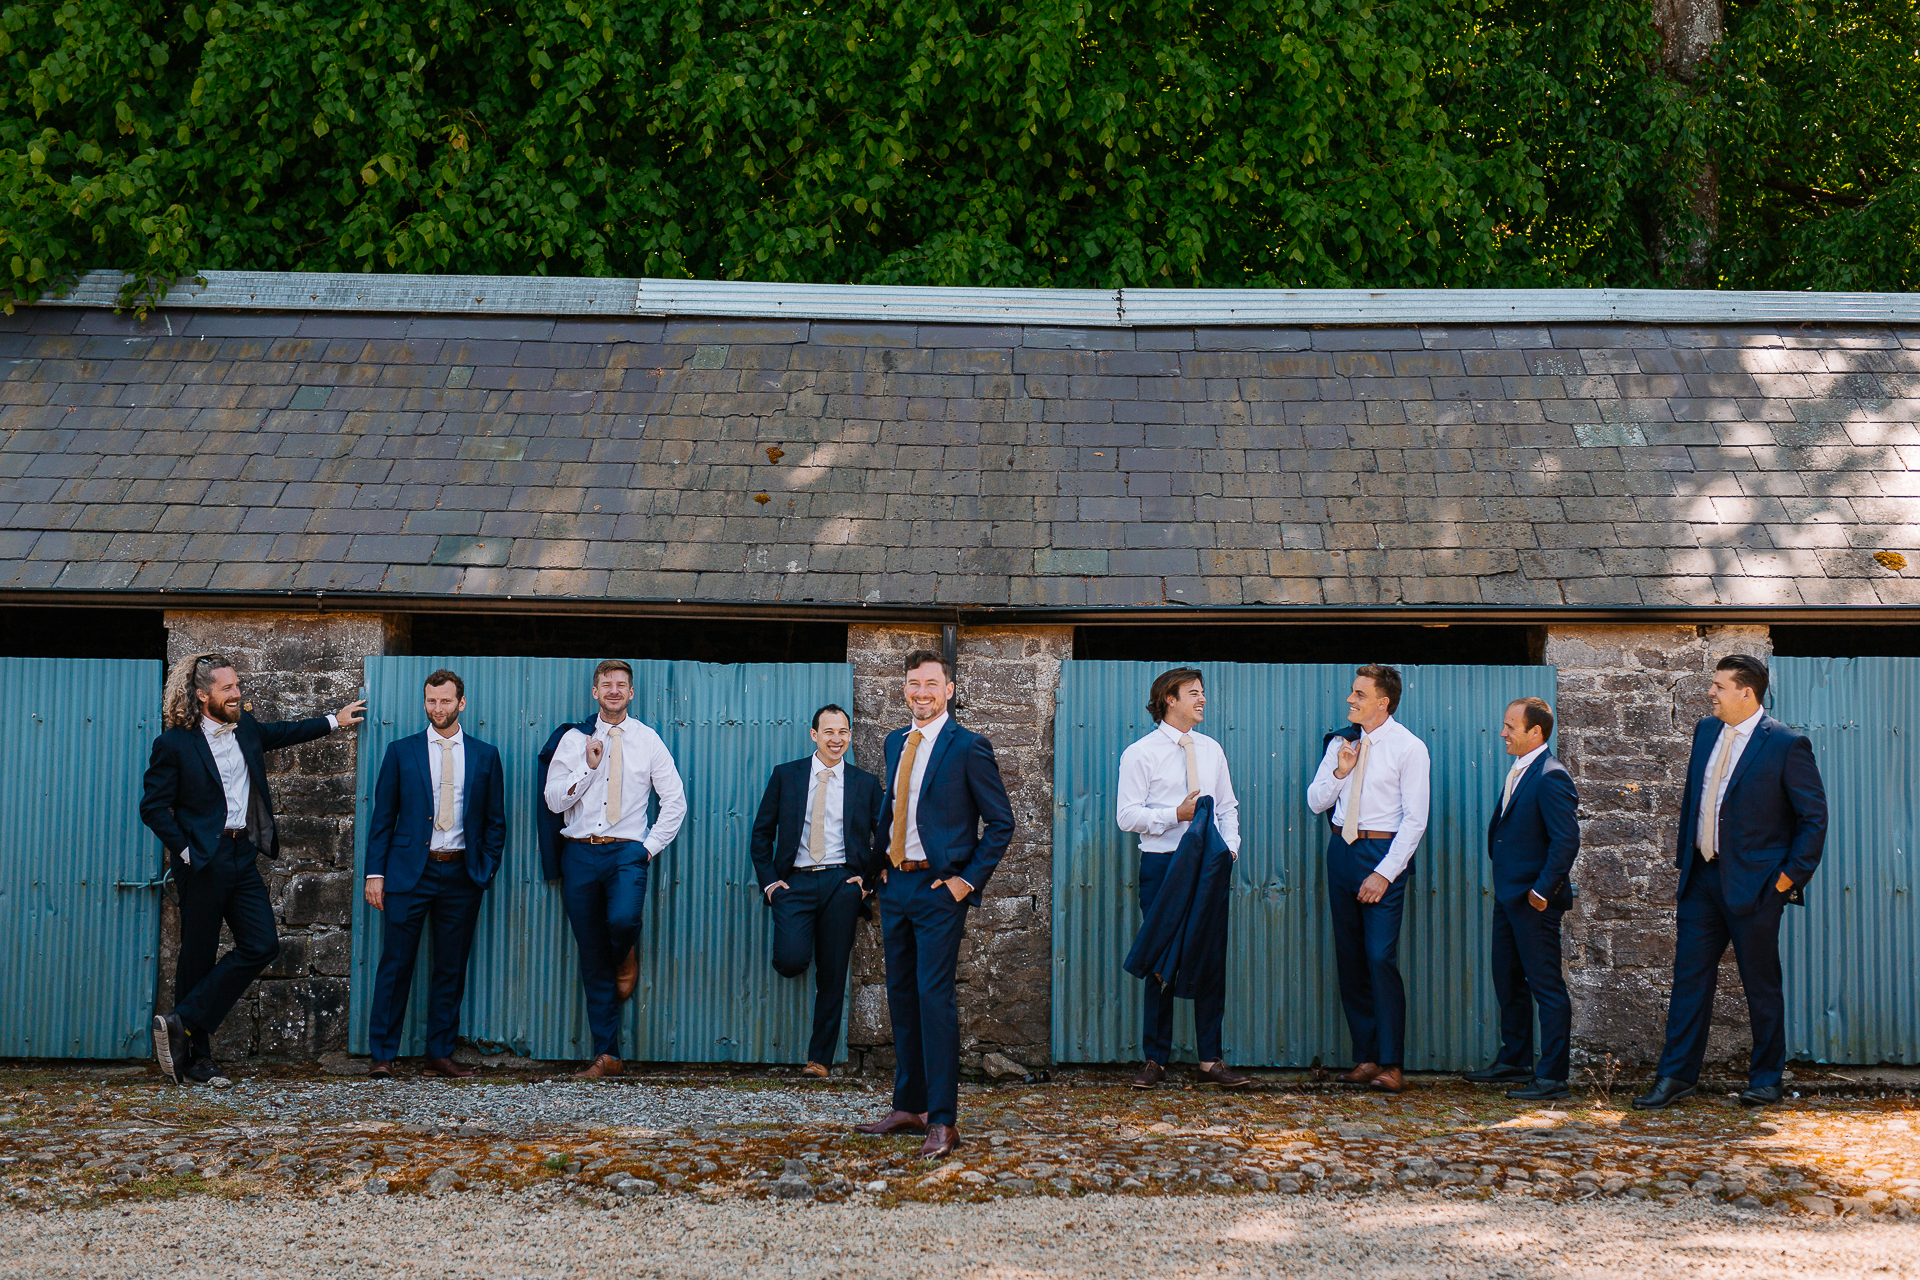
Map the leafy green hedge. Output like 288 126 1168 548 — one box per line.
0 0 1911 305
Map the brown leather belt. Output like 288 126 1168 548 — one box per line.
222 828 246 839
428 849 463 863
1348 830 1397 841
578 835 629 845
897 860 931 871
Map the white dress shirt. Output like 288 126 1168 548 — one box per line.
1698 707 1762 852
427 726 466 853
892 710 948 866
190 711 336 865
800 755 847 868
544 715 688 855
1307 715 1432 883
1116 719 1241 854
1500 743 1549 815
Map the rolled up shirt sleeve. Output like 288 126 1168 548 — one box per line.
543 729 595 815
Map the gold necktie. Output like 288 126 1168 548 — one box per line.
1341 737 1372 845
1177 733 1200 795
434 739 456 832
605 725 624 826
888 730 924 868
808 767 833 865
1501 760 1524 815
1699 731 1733 860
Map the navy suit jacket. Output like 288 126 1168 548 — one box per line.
141 712 333 867
1124 797 1232 999
875 718 1016 901
1674 713 1827 914
535 712 600 881
749 755 884 893
365 730 508 895
1486 750 1581 909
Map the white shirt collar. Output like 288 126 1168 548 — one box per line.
1723 707 1763 739
429 725 464 747
1508 743 1548 773
200 715 236 737
908 710 949 742
596 715 630 734
813 753 841 776
1157 719 1200 745
1360 714 1397 743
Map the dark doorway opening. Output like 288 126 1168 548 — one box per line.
1772 626 1920 658
1073 624 1541 666
0 606 167 661
409 614 847 664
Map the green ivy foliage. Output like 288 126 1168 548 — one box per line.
0 0 1900 306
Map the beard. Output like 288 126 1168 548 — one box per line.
203 694 242 724
428 708 460 732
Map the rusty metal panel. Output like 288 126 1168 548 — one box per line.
1773 657 1920 1064
0 658 164 1058
348 656 853 1063
1053 660 1557 1070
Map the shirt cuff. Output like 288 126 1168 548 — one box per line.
954 876 974 891
177 850 191 865
365 874 383 881
327 713 339 730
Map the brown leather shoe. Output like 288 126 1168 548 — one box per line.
368 1060 394 1080
1131 1060 1166 1089
919 1124 959 1158
1369 1066 1406 1094
1339 1062 1382 1084
800 1061 830 1079
854 1109 928 1135
614 947 639 1002
573 1053 622 1078
425 1056 476 1079
1197 1061 1252 1088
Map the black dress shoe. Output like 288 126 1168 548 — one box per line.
152 1012 188 1086
183 1058 232 1088
1738 1083 1785 1107
1463 1063 1532 1084
1506 1078 1572 1101
1631 1076 1698 1110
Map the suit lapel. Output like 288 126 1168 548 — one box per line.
186 725 220 790
919 719 959 801
460 736 482 838
413 732 435 812
1722 715 1771 800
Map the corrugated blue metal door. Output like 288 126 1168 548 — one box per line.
1053 660 1556 1070
348 656 854 1063
0 658 164 1058
1773 657 1919 1064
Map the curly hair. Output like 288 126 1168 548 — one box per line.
162 652 234 729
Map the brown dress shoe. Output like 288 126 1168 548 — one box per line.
1369 1066 1406 1094
1197 1061 1252 1088
367 1060 394 1080
854 1109 928 1135
800 1061 830 1079
1339 1062 1382 1084
573 1053 623 1078
1131 1060 1166 1089
919 1124 959 1158
614 947 639 1002
425 1056 476 1079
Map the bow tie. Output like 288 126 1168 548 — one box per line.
209 722 237 737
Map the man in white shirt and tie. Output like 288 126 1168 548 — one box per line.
1116 667 1250 1089
749 705 884 1077
542 659 688 1078
1307 664 1431 1095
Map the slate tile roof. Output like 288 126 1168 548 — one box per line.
3 303 1919 612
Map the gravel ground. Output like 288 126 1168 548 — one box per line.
4 1187 1918 1279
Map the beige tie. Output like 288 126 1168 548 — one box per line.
888 730 924 868
1341 737 1372 844
604 725 624 826
1699 730 1733 860
210 722 236 737
1177 733 1200 796
808 767 833 865
1500 759 1525 815
434 739 456 832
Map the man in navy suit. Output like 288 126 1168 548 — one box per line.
1462 697 1581 1101
1636 654 1827 1110
362 669 507 1080
750 704 884 1077
141 653 365 1086
854 649 1015 1158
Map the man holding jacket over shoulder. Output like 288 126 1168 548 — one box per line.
362 669 507 1081
1462 696 1580 1102
1636 654 1827 1111
750 703 883 1078
141 653 364 1086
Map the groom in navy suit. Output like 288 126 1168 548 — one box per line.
1636 654 1827 1110
1462 696 1580 1100
363 669 507 1080
854 649 1015 1159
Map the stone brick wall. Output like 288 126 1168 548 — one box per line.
845 623 1072 1076
1546 623 1772 1069
159 610 408 1059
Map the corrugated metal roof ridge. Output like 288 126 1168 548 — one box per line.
32 269 1920 325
